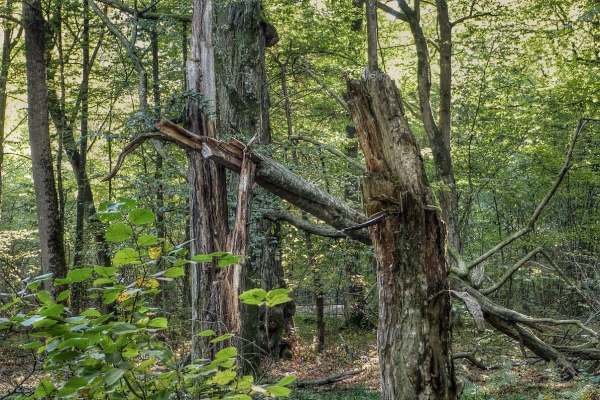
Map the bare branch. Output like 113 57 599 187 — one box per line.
263 209 350 239
302 61 349 112
288 135 366 171
94 0 191 21
376 2 408 22
480 247 542 295
102 133 175 181
465 118 594 275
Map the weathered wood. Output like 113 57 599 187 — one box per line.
346 72 456 399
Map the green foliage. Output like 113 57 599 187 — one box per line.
0 200 294 399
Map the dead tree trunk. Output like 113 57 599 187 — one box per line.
346 71 457 399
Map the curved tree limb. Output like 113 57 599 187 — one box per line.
94 0 191 21
480 247 543 295
288 135 366 172
263 209 349 239
295 369 364 388
463 117 595 276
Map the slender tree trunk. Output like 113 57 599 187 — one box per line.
0 0 20 220
23 0 68 297
346 72 456 399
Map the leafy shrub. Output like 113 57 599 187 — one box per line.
0 199 294 399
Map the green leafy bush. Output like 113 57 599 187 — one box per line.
0 199 294 399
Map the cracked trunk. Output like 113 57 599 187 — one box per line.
346 72 457 399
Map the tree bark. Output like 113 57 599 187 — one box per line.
23 0 68 297
187 0 229 361
346 72 456 399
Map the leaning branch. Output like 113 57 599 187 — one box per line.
94 0 191 21
263 210 350 239
288 135 366 172
295 369 364 388
480 247 542 295
464 118 593 275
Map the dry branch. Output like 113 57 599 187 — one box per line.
295 369 364 388
104 118 371 244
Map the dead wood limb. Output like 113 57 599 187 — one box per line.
481 247 543 295
539 250 599 312
463 117 591 276
102 133 176 181
294 369 364 388
288 135 366 171
263 210 348 239
452 277 581 377
105 118 372 244
453 352 496 370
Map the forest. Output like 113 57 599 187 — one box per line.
1 0 600 399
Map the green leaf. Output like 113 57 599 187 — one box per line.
94 266 117 277
22 341 42 349
267 385 292 397
21 315 45 327
103 290 120 305
137 235 159 246
110 322 139 335
56 289 71 303
104 368 125 386
93 278 116 286
96 211 123 222
31 380 56 398
239 288 267 305
128 208 156 225
40 304 65 317
266 289 292 307
37 290 52 303
113 248 140 267
162 267 184 278
58 338 89 350
67 268 93 283
80 309 101 317
197 329 216 337
215 346 237 359
217 254 243 267
51 350 80 362
56 376 88 396
33 318 58 328
211 370 236 385
105 222 133 242
210 333 234 344
277 375 296 386
54 278 72 286
148 317 168 328
191 254 212 262
122 346 139 358
27 280 43 290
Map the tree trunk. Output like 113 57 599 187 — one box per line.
23 0 68 298
346 72 457 399
214 0 284 372
187 0 229 360
0 0 20 220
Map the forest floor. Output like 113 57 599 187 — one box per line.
270 313 600 400
2 313 600 399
